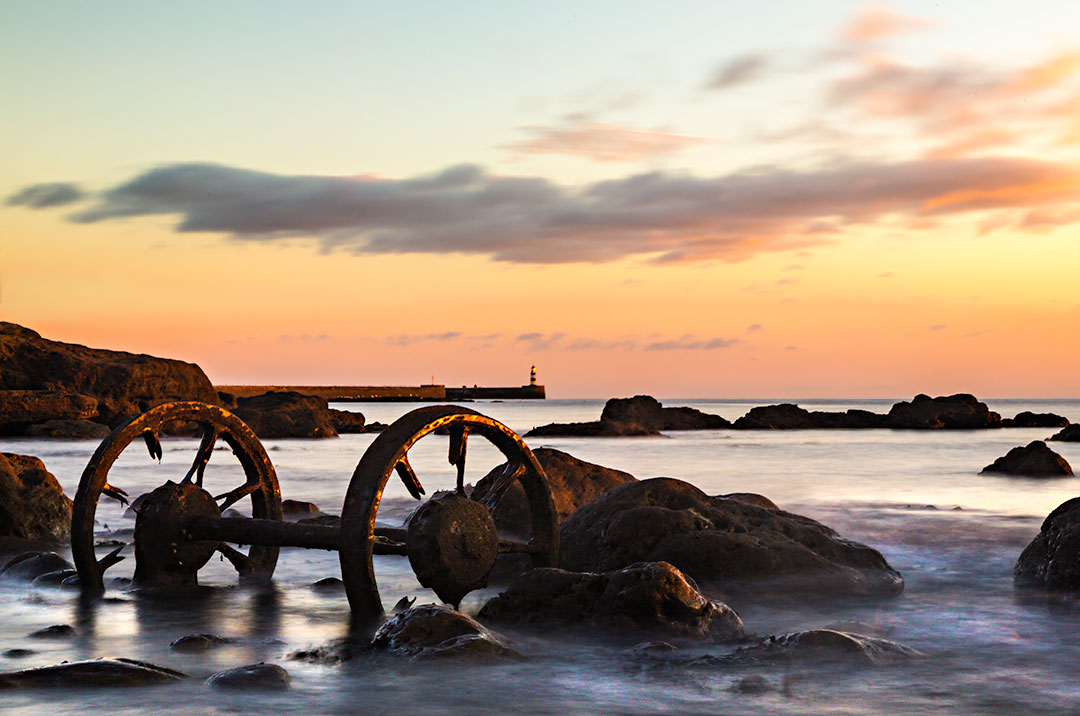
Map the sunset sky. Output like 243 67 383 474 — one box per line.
2 1 1079 398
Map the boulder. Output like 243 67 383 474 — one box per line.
733 404 885 429
474 448 637 534
1002 411 1070 428
730 629 922 666
0 454 73 540
980 441 1072 477
559 478 903 599
0 658 186 688
478 562 745 641
1049 424 1080 442
28 625 76 639
0 322 219 425
1016 497 1080 590
282 499 322 518
328 408 366 433
719 493 780 510
232 391 337 439
23 418 111 439
205 663 289 690
600 395 731 430
0 391 99 435
885 393 1001 429
525 420 658 438
364 421 388 433
0 551 72 581
170 634 233 652
371 604 523 662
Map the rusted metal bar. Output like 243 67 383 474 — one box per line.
186 517 408 555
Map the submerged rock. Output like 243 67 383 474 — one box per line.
205 662 289 690
310 577 345 594
28 624 76 639
559 478 903 600
371 604 523 662
730 629 922 666
0 454 73 540
1049 424 1080 442
232 391 338 439
1016 497 1080 591
0 657 186 688
0 551 73 581
980 441 1073 477
475 448 637 534
1002 411 1070 428
170 634 233 652
478 562 745 641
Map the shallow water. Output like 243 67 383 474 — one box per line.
2 397 1080 714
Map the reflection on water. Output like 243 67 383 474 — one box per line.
1 398 1079 714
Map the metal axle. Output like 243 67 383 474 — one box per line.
185 517 408 555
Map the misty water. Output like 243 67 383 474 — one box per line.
3 397 1080 715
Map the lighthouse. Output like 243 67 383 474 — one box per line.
530 365 537 386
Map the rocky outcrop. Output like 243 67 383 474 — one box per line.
282 499 322 518
371 604 523 662
733 404 885 429
885 393 1001 429
1016 497 1080 590
525 396 728 437
478 562 745 641
232 391 337 438
559 478 903 599
328 408 366 433
0 454 72 540
1049 424 1080 442
205 663 289 690
1002 411 1070 428
475 448 636 534
525 420 658 438
719 493 780 510
23 418 111 439
0 322 218 427
980 441 1073 477
0 658 186 688
0 391 100 435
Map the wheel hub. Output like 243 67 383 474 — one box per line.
133 481 221 587
405 493 498 607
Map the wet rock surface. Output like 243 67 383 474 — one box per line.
1016 497 1080 590
980 440 1073 477
0 551 73 581
282 499 323 518
170 634 233 652
0 322 219 427
0 657 187 688
371 604 523 662
0 454 73 540
475 447 637 533
559 478 903 599
478 562 745 641
232 391 338 438
205 662 289 690
1049 424 1080 442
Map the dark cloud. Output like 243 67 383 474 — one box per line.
21 155 1077 264
706 54 768 89
6 182 83 208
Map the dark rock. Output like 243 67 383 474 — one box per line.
282 499 322 518
371 604 523 661
217 391 236 408
0 391 99 435
559 478 903 599
600 395 731 430
0 454 72 540
310 577 345 594
885 393 1001 429
205 662 289 690
363 421 388 433
1049 424 1080 442
729 674 774 694
31 569 78 588
1016 497 1080 590
475 448 637 534
525 420 658 438
328 408 366 433
731 629 922 666
733 404 885 429
0 322 219 425
0 657 186 688
23 418 111 439
719 493 780 510
1002 411 1070 428
298 514 340 528
170 634 233 652
0 551 73 580
232 391 338 439
2 649 34 658
980 441 1072 477
29 624 76 639
478 562 745 641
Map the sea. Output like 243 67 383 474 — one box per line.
2 397 1080 715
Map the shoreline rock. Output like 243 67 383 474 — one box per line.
232 391 338 439
1016 497 1080 591
1049 424 1080 442
0 455 73 541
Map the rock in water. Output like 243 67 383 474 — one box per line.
0 322 218 426
205 663 289 690
1016 497 1080 590
732 404 885 429
474 448 637 534
885 393 1001 429
23 418 111 439
599 395 731 430
0 454 73 540
1049 424 1080 442
558 478 903 599
1002 411 1070 428
0 658 186 688
0 551 72 580
327 408 366 433
478 562 745 641
170 634 233 652
371 604 523 662
980 441 1073 477
0 391 100 435
731 629 922 666
232 391 338 438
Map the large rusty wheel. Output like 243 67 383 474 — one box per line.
72 402 282 593
339 406 558 619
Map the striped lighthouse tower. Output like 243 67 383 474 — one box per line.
530 365 537 386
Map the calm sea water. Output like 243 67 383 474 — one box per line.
2 397 1080 715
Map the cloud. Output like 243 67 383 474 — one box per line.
388 331 462 346
515 332 565 350
840 7 933 43
6 182 83 208
928 324 947 331
644 334 741 351
746 324 764 334
706 54 768 89
506 120 708 162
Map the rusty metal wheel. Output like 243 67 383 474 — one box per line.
72 401 282 593
339 405 558 620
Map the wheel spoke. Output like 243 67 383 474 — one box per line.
473 461 525 510
498 538 544 555
213 482 259 511
97 544 127 573
216 542 253 576
395 456 425 500
448 425 468 495
100 482 129 506
142 429 163 462
183 424 219 486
